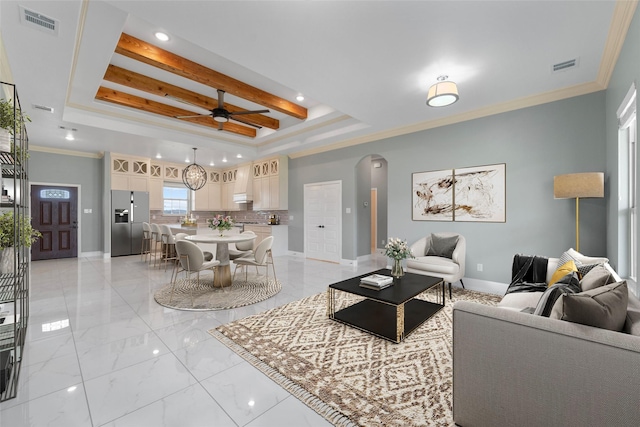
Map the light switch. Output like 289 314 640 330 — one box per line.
346 208 351 213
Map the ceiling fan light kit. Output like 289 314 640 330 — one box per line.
182 147 207 191
427 76 459 107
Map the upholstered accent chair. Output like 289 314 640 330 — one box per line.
406 232 466 298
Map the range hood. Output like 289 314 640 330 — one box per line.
233 165 253 203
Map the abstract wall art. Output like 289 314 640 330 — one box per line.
412 169 454 221
412 163 506 222
453 163 506 222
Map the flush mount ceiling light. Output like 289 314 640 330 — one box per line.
182 148 207 191
296 94 305 102
154 32 169 42
427 75 459 107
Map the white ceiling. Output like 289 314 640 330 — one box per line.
0 0 629 166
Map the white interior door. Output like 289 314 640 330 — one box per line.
304 181 341 263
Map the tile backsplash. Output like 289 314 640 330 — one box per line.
149 210 289 226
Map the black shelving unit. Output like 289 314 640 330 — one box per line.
0 81 30 401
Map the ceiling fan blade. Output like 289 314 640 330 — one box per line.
229 109 270 116
217 89 225 109
230 117 263 129
175 114 209 119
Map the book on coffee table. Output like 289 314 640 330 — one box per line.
360 274 393 289
359 281 393 291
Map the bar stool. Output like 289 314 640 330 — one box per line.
140 222 152 263
160 224 177 271
150 223 163 268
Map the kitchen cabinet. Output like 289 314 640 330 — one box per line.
252 156 288 210
110 154 150 191
221 168 241 211
243 224 288 256
149 178 163 210
194 170 222 211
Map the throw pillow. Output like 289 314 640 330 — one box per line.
534 272 580 317
580 264 615 291
550 281 629 332
425 233 459 259
548 260 578 287
558 249 605 279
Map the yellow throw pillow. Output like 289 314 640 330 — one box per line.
549 260 578 287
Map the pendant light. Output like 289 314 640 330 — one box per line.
182 148 207 191
427 75 459 107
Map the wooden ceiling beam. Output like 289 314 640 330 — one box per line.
95 86 256 138
115 33 308 120
103 64 279 130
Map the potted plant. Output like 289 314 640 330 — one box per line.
0 98 30 153
0 211 41 274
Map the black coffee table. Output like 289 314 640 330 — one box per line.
327 269 444 343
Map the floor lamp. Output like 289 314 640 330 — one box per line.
553 172 604 252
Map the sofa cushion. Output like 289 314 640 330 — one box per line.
549 260 577 287
407 256 459 275
425 233 458 259
550 281 629 332
498 291 543 311
580 264 616 291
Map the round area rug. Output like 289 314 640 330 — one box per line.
154 273 282 311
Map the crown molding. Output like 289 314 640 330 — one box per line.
597 0 638 88
30 145 104 159
290 81 604 159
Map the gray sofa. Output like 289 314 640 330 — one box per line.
452 256 640 427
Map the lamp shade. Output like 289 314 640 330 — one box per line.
553 172 604 199
427 81 459 107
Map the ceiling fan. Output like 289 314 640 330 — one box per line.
175 89 270 130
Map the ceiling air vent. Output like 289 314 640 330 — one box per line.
552 58 579 73
20 6 58 35
33 104 54 113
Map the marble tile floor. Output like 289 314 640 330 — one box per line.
0 254 488 426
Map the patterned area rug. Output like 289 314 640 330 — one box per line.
210 287 501 426
154 273 281 311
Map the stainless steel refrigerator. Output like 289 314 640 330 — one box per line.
111 190 150 257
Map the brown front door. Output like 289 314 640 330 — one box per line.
31 185 78 260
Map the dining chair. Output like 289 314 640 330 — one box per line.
141 222 152 263
232 236 276 285
171 240 221 305
228 231 256 260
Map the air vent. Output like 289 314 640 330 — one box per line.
33 104 54 113
58 126 77 131
552 58 579 73
20 6 58 35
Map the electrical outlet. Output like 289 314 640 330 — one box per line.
477 263 483 272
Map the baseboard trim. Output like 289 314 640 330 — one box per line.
79 251 104 258
457 278 507 296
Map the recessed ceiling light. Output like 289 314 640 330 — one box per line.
67 386 77 393
236 154 242 158
154 32 169 42
222 158 228 163
209 161 215 166
185 158 190 163
296 94 305 102
156 154 162 159
65 134 74 141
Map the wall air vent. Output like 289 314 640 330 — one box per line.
552 58 579 73
33 104 54 113
20 6 58 35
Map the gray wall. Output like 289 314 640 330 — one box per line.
371 157 388 250
289 91 607 283
606 5 640 277
29 151 104 253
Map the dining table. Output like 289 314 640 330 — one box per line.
185 233 256 287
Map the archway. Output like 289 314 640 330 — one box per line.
355 155 388 257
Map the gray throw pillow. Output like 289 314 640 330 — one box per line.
425 233 459 259
580 264 615 291
550 281 629 331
